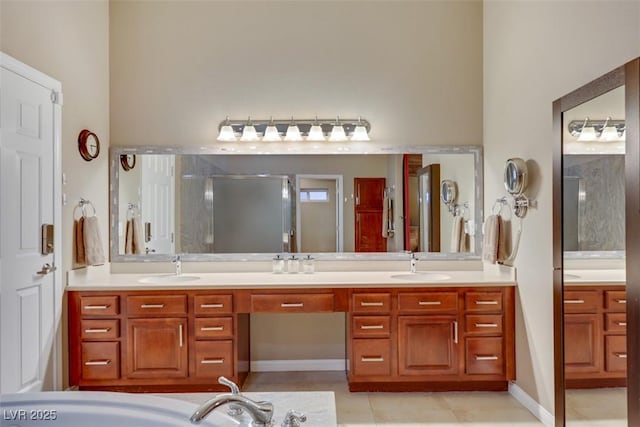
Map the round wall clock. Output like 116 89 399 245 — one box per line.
120 154 136 171
78 129 100 161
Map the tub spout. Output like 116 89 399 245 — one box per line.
189 394 274 426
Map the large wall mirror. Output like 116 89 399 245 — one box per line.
110 146 483 261
553 58 640 427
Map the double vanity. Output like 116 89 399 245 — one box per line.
67 268 516 393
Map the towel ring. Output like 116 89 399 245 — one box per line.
79 199 96 217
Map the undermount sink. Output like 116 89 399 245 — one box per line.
138 274 200 284
389 272 452 281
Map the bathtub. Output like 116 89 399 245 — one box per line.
0 391 234 427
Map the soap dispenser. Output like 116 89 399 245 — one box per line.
303 255 315 274
272 254 285 274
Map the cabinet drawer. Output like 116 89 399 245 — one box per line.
605 335 627 373
398 292 457 313
251 294 334 313
195 317 234 339
352 339 391 377
80 319 120 340
563 290 600 313
81 342 120 380
352 293 391 314
465 337 504 375
465 291 503 312
193 340 234 378
605 291 626 312
80 295 119 316
465 314 503 335
605 313 627 332
352 316 390 338
194 295 233 315
127 295 187 316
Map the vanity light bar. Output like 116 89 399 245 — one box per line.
217 117 371 142
568 118 625 141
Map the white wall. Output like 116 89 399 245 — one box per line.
0 0 110 388
484 0 640 415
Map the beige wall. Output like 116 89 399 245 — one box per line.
484 0 640 415
1 0 110 388
109 0 482 148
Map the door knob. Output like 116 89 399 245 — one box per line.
36 263 57 276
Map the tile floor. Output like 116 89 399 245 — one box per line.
565 388 627 427
242 371 544 426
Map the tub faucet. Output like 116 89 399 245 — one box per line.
173 255 182 276
189 393 274 426
410 253 418 273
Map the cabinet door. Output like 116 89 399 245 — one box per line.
354 178 387 252
354 178 385 209
398 316 458 376
564 313 601 374
126 318 188 379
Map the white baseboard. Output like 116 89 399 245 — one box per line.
508 382 555 427
250 359 346 372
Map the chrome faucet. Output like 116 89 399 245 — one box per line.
172 255 182 276
410 253 418 273
189 394 274 426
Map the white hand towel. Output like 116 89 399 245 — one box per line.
83 215 105 266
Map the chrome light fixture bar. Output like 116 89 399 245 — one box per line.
568 117 625 141
217 117 371 142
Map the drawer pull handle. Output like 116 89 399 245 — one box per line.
474 323 498 328
281 303 304 308
201 326 224 331
361 357 384 363
84 305 109 310
475 355 499 361
616 322 627 327
418 301 441 306
564 299 585 304
615 299 627 304
141 304 165 309
475 301 499 305
201 359 225 364
84 360 111 366
179 324 183 347
360 301 384 307
614 353 627 359
84 328 110 333
360 325 384 330
201 303 224 308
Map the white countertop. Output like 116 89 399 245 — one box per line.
564 269 626 285
157 391 337 427
66 268 516 291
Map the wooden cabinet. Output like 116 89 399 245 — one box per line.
348 286 515 391
564 285 626 388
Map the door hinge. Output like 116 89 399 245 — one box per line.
50 90 63 105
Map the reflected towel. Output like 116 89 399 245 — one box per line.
124 219 133 254
381 191 389 238
74 218 86 266
83 215 105 266
131 217 143 255
450 215 465 252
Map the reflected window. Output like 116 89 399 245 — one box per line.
300 188 330 202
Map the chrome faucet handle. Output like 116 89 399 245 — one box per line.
217 376 243 417
218 376 240 394
281 409 307 427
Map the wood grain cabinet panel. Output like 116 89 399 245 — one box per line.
80 319 119 340
605 335 627 373
193 340 234 379
398 316 458 376
251 293 334 313
194 317 234 340
605 313 627 332
465 292 503 312
563 290 600 313
604 290 627 311
465 337 504 375
352 316 390 338
564 313 601 374
126 318 188 379
194 295 233 315
127 295 187 316
81 342 120 380
352 293 391 314
397 292 457 314
465 314 503 335
352 339 391 377
80 295 119 316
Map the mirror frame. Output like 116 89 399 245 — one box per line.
109 145 484 262
553 57 640 426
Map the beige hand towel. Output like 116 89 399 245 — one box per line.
83 215 105 266
450 215 465 252
482 214 499 263
131 216 143 255
496 216 509 263
124 219 133 254
74 218 86 266
381 192 389 238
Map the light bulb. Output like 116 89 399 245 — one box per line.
350 125 369 141
307 124 326 141
217 125 237 141
240 124 259 141
285 124 303 141
577 126 597 141
329 124 347 141
263 125 282 141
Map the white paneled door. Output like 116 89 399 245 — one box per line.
141 155 175 254
0 53 62 393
